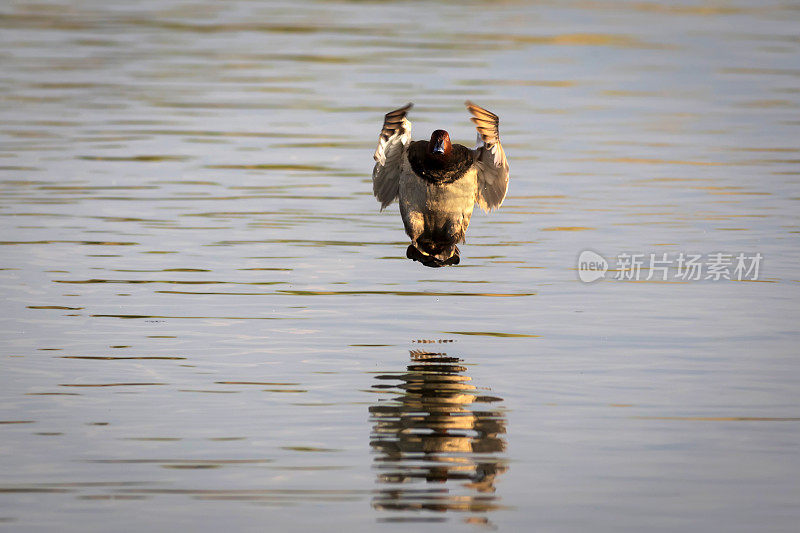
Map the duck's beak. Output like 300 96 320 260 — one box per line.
433 138 446 154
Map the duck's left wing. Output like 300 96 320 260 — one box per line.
466 101 509 212
373 103 413 210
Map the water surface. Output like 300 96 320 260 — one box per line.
1 0 799 531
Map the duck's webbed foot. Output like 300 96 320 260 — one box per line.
406 244 460 267
441 245 460 266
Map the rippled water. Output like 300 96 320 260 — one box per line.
1 0 799 531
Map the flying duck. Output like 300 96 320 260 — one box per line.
372 101 509 267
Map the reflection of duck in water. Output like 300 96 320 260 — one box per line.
369 349 508 515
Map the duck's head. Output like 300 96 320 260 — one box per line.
428 130 452 159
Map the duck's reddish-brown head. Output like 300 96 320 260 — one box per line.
428 129 452 158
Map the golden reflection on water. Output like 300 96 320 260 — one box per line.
369 349 508 520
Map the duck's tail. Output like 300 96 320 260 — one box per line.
406 242 460 267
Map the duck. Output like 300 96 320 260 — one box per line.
372 101 509 267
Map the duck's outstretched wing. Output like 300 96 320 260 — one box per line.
466 101 509 212
373 103 413 210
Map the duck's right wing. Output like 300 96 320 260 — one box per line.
372 103 413 210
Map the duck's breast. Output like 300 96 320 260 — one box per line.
399 159 477 242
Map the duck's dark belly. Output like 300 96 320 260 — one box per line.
398 164 478 245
